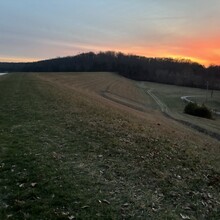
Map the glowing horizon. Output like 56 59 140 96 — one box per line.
0 49 214 67
0 50 215 67
1 0 220 67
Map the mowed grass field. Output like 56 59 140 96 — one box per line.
137 81 220 137
1 72 220 219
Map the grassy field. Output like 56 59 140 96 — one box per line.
1 73 220 219
137 81 220 138
137 81 220 111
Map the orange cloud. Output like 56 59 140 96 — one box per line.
124 36 220 67
1 35 220 67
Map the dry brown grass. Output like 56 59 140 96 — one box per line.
35 72 220 170
1 72 220 219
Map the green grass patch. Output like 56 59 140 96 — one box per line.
138 80 220 137
0 73 220 219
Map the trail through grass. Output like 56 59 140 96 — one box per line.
138 81 220 139
0 73 220 219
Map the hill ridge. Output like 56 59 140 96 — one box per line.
0 51 220 90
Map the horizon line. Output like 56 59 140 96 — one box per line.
0 51 219 67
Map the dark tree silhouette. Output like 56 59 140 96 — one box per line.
0 51 220 90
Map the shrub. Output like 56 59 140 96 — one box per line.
184 102 212 119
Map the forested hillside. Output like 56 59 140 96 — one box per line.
0 52 220 89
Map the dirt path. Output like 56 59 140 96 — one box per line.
0 73 8 76
181 95 198 103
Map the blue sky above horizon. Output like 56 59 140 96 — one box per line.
1 0 220 65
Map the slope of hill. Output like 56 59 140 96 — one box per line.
0 52 220 90
1 72 220 219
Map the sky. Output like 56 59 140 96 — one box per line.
0 0 220 66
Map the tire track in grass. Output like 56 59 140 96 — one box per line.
146 89 169 113
99 78 155 112
101 91 148 112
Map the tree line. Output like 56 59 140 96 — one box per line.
0 51 219 90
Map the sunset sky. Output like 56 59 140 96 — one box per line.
1 0 220 66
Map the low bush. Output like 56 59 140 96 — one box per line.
184 102 212 119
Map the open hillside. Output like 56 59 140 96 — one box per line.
1 72 220 219
37 72 220 140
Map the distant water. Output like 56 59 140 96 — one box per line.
0 73 8 76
